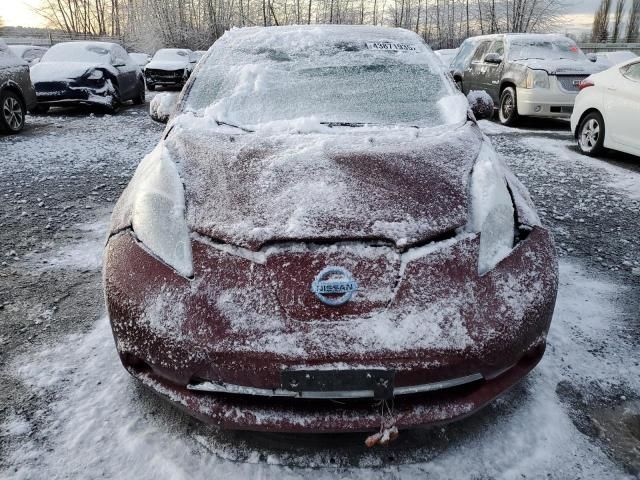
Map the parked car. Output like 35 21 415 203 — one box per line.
591 50 638 69
129 52 152 68
30 41 145 113
0 40 37 134
450 34 606 125
571 58 640 157
144 48 196 90
8 45 48 65
105 25 558 434
434 48 459 67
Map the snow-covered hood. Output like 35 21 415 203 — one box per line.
156 122 483 250
30 61 116 83
145 60 189 71
512 58 606 75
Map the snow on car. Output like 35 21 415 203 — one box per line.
144 48 197 90
451 34 607 126
571 57 640 158
592 50 638 69
7 45 48 65
103 25 558 434
434 48 459 67
30 41 145 113
129 52 152 68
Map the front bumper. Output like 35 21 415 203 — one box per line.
145 69 186 87
516 77 579 118
34 80 113 107
105 227 558 432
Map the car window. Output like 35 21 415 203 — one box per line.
487 41 504 57
508 37 586 61
23 49 41 61
42 43 111 63
451 40 476 70
471 41 492 63
622 62 640 81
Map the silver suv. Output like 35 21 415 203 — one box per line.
0 39 37 134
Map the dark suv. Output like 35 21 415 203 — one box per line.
0 40 37 134
450 34 605 125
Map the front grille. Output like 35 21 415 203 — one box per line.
557 75 588 92
146 69 183 80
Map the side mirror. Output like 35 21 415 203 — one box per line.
149 92 179 123
587 53 597 63
484 53 503 64
467 90 495 120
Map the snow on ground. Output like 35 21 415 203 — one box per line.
0 257 634 479
518 136 640 201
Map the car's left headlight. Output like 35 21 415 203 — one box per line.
469 142 515 275
131 145 193 278
86 69 104 81
524 68 550 89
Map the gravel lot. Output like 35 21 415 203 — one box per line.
0 105 638 479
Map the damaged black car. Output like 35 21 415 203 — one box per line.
30 41 145 114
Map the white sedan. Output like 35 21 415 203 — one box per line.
571 58 640 157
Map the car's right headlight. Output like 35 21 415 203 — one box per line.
469 141 516 275
524 68 550 89
131 145 193 278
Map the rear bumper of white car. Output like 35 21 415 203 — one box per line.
516 77 580 118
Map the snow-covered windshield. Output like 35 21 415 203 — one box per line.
41 43 111 63
184 27 455 128
153 49 190 62
508 38 586 61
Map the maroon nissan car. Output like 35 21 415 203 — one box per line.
104 25 558 433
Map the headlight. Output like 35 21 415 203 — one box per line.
525 68 549 89
86 69 104 81
131 145 193 277
469 142 515 275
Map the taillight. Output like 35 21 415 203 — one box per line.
579 80 595 90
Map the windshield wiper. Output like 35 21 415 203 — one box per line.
320 121 419 129
215 119 254 133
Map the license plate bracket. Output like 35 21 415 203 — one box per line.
281 369 395 399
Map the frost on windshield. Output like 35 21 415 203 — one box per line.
507 35 586 61
183 26 462 129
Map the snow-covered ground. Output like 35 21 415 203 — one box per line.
1 108 639 478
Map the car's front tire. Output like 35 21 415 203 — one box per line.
133 82 146 105
105 85 121 114
577 111 606 156
498 87 519 126
0 90 26 134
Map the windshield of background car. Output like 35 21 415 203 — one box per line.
41 43 111 63
508 38 586 61
183 31 454 127
153 50 189 61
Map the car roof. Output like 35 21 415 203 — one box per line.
52 41 119 50
464 33 573 43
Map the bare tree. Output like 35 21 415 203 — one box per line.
612 0 626 42
628 0 640 42
591 0 612 42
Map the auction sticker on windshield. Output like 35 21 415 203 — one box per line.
366 42 418 52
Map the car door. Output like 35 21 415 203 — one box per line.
479 39 505 103
111 45 138 101
605 61 640 153
466 41 492 94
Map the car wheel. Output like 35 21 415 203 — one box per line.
578 111 606 156
133 82 145 105
105 86 121 114
498 87 519 126
30 104 50 114
0 90 26 134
